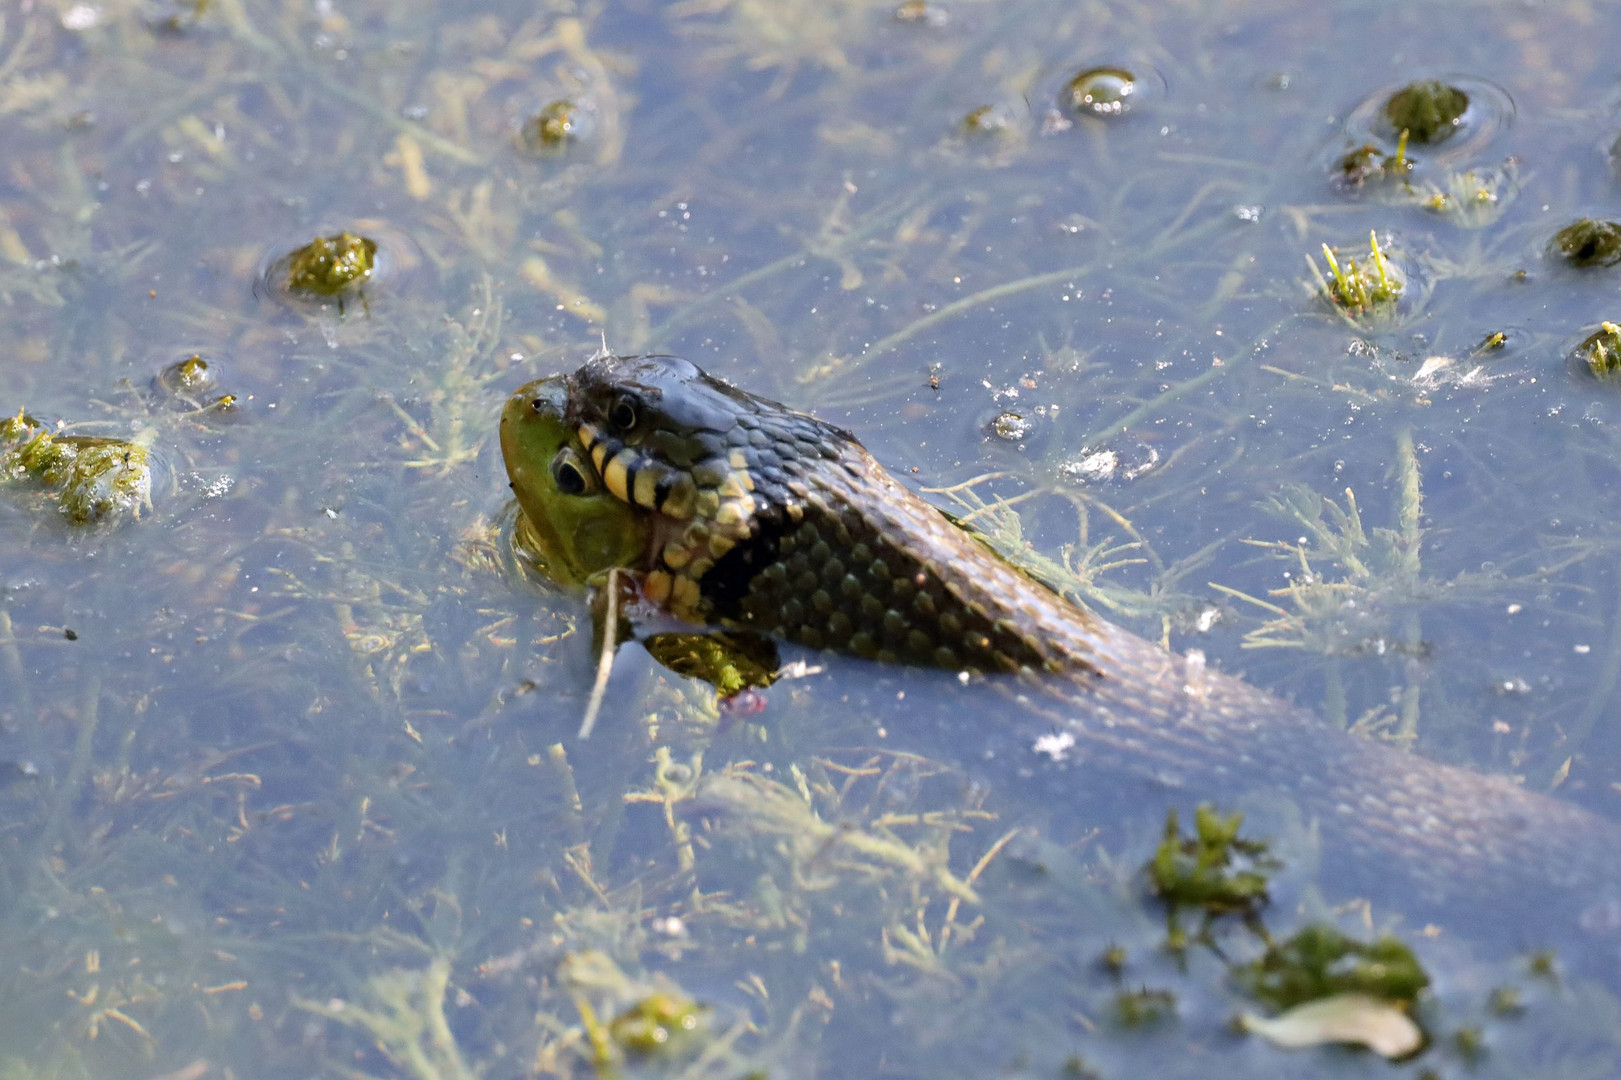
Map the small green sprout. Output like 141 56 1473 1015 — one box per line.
893 0 946 23
1526 950 1558 980
961 104 1016 136
1336 129 1412 187
1549 218 1621 268
158 354 214 395
607 992 706 1056
1308 231 1403 321
1383 80 1469 143
1114 987 1176 1027
1452 1024 1486 1063
283 231 377 296
1061 1055 1100 1079
1487 985 1524 1017
521 100 579 151
1235 923 1430 1012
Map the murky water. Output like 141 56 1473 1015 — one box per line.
5 0 1621 1076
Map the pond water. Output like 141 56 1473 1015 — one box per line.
5 0 1621 1076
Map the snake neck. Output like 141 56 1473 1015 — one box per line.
675 437 1105 675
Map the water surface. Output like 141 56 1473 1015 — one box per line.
5 0 1621 1076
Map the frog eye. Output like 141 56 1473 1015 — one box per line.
550 448 598 496
608 394 639 432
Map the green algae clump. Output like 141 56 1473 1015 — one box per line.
521 100 580 152
1 410 154 524
1236 923 1430 1011
1550 219 1621 268
1148 804 1277 945
1383 80 1469 144
283 231 377 297
1063 67 1137 119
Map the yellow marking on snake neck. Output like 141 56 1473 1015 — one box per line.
590 441 609 474
633 467 660 509
603 450 633 501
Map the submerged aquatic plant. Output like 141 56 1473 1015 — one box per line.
295 958 477 1080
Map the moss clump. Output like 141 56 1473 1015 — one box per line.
1236 924 1429 1012
1148 805 1277 945
521 100 579 151
606 992 705 1056
1575 322 1621 379
1549 219 1621 268
1 410 153 524
1383 80 1468 143
283 231 377 296
1063 67 1137 119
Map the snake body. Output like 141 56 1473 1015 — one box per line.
516 354 1621 963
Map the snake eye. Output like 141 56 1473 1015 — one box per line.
550 448 598 496
608 394 638 432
